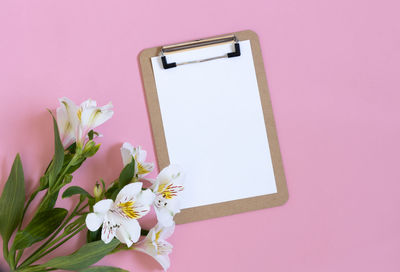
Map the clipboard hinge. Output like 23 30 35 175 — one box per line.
160 35 241 69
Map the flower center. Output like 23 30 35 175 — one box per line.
136 160 150 175
157 240 173 255
157 183 184 200
118 201 140 219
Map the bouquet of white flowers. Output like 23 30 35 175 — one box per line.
0 98 184 271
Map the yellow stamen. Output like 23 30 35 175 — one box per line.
157 183 166 194
155 230 162 241
157 183 183 200
64 122 72 133
137 161 150 175
118 201 139 219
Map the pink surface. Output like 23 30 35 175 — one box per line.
1 0 400 271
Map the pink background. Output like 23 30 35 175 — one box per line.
1 0 400 271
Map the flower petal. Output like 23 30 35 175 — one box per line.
115 219 141 247
155 207 175 227
80 98 97 108
100 102 113 111
135 146 147 162
137 161 154 177
137 189 155 206
85 213 104 231
57 108 75 147
165 197 181 214
154 254 171 271
120 142 134 166
134 243 171 271
134 243 156 258
159 223 175 240
101 214 116 244
79 107 98 129
91 107 114 128
79 101 114 131
57 97 79 147
93 199 114 214
156 165 184 187
115 182 143 204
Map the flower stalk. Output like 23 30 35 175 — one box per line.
19 199 86 268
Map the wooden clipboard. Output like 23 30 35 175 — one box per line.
139 30 288 224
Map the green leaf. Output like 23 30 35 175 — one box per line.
62 186 93 199
105 182 119 200
41 239 120 271
0 154 25 245
79 266 128 272
118 157 135 188
48 113 65 188
36 190 59 214
111 189 119 201
13 208 67 250
66 142 77 154
100 179 106 191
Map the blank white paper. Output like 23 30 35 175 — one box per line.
151 40 277 209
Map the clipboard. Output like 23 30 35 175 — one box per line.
139 30 288 224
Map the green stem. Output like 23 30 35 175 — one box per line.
76 203 88 214
33 224 85 262
15 249 24 266
51 154 79 193
8 250 16 270
34 154 78 214
19 200 84 268
19 189 40 231
17 265 57 272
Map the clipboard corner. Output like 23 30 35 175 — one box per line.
277 189 289 207
139 47 158 66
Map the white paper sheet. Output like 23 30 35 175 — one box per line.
151 40 277 209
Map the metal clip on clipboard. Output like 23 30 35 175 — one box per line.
160 35 241 69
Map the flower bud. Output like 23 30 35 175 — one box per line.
82 140 100 158
93 182 103 201
83 139 95 153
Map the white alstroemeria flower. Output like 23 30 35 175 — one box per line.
151 165 184 227
56 97 113 148
76 99 113 147
85 182 155 247
56 97 80 147
120 142 154 177
135 223 175 271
